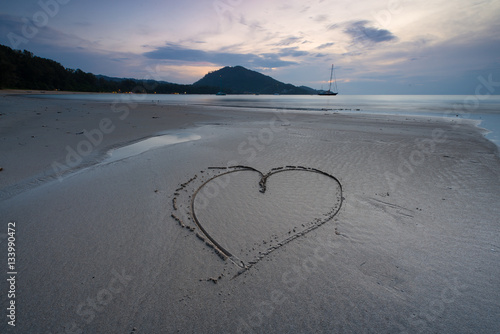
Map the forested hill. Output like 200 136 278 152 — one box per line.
0 44 216 93
194 66 316 94
0 44 316 94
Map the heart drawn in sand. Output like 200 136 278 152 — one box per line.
181 166 343 272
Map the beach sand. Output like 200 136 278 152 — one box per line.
1 93 499 333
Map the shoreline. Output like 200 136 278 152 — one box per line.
2 94 497 200
0 89 101 95
5 90 499 149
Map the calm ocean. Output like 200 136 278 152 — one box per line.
34 94 500 147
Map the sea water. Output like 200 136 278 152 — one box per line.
104 133 201 164
33 94 500 147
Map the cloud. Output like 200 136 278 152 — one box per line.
278 47 309 57
327 23 339 31
143 43 297 68
311 14 329 22
144 44 207 62
317 42 335 49
254 53 298 68
0 14 97 50
344 20 396 45
299 6 310 13
273 36 303 46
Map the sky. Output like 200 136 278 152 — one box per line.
1 0 500 94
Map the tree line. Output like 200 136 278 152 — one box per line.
0 44 218 94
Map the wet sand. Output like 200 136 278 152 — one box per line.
1 93 499 333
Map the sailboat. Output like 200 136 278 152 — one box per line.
318 64 338 96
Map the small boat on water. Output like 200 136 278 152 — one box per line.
216 91 226 96
318 64 338 96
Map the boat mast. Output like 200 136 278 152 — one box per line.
318 64 338 95
332 64 338 93
328 64 334 92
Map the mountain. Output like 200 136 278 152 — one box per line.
0 44 316 95
193 66 316 95
299 85 320 94
0 44 218 93
95 74 175 86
